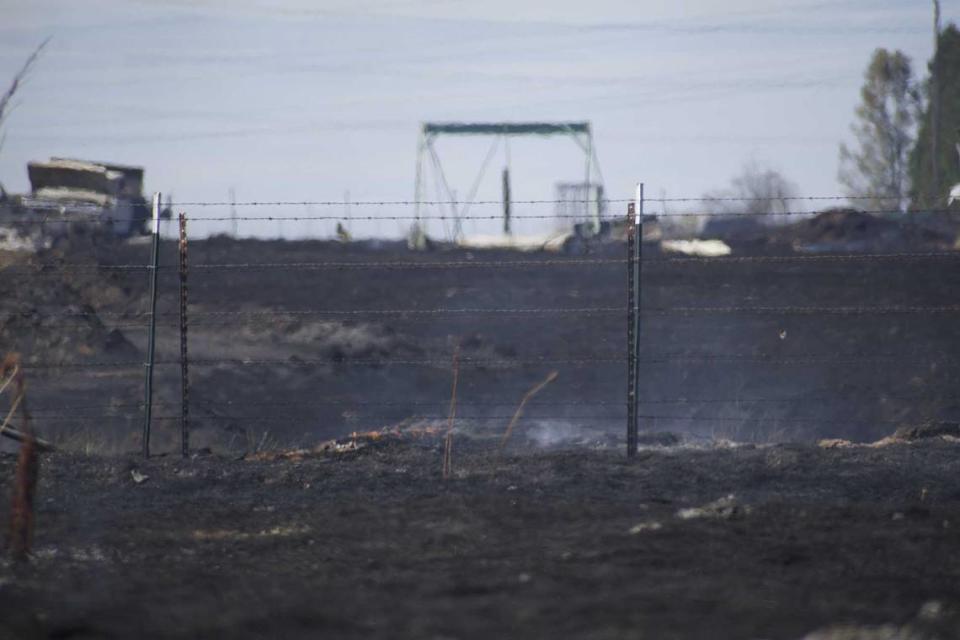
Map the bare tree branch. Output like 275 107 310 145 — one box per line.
0 36 52 132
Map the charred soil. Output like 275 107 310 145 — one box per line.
0 439 959 639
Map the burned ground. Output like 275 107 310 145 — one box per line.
0 438 959 639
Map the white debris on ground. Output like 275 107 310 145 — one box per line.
0 225 52 252
801 624 928 640
660 238 732 257
456 232 570 252
629 495 751 535
628 521 663 534
677 494 751 520
191 525 312 542
32 545 110 563
800 600 950 640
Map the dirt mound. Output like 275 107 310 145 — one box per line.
700 208 956 254
772 208 954 252
792 208 899 242
0 248 138 366
891 422 960 442
819 422 960 449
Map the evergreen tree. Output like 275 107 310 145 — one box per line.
910 24 960 209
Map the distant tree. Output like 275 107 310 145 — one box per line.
909 23 960 209
703 160 798 217
838 48 920 211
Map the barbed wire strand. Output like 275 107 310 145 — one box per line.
151 208 957 222
16 301 960 326
7 194 906 212
22 387 960 417
28 414 912 430
19 356 622 370
5 207 959 224
166 195 893 207
17 350 957 372
12 250 960 280
647 305 960 316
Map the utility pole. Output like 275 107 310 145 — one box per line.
932 0 942 206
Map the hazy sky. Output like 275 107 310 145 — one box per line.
0 0 955 237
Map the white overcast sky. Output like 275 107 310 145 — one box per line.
0 0 956 237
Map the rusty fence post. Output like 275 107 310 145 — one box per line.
178 213 190 458
626 184 643 457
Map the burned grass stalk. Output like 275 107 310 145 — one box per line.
0 37 50 149
9 433 38 561
442 343 460 480
500 370 559 450
1 354 41 561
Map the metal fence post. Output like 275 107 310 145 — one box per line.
178 213 190 458
142 192 162 458
626 184 643 457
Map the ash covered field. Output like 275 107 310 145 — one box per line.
2 210 960 638
1 437 960 639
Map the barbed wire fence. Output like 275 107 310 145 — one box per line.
3 188 959 458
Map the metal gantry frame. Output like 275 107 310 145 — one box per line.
413 122 603 240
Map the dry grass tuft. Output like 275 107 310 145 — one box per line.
0 353 40 560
